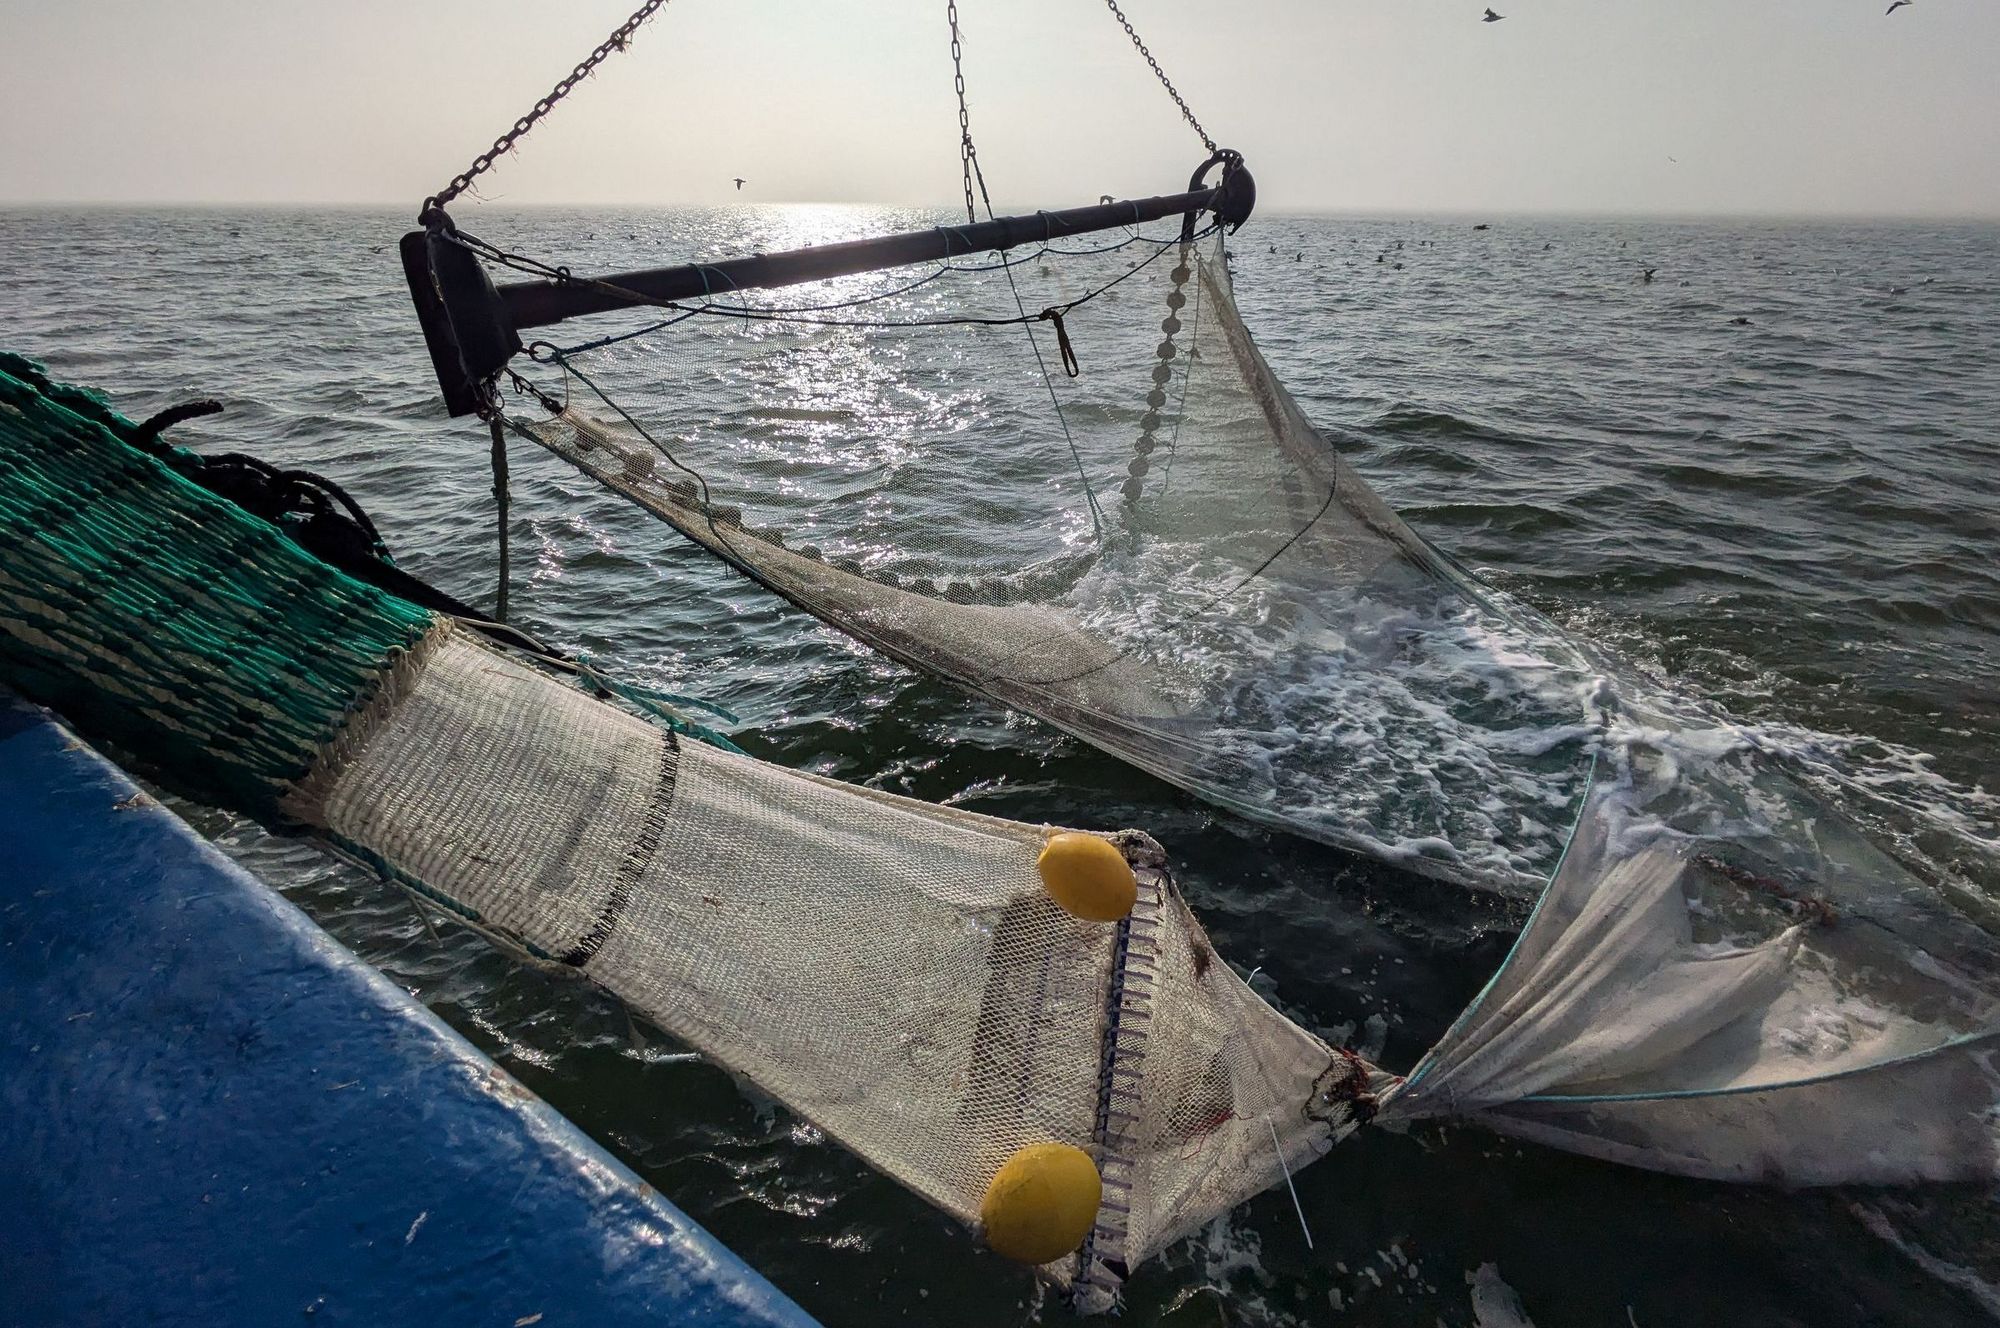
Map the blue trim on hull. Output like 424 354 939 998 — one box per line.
0 696 822 1328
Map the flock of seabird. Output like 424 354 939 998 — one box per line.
1237 230 1939 330
720 5 1915 199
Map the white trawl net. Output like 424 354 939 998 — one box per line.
505 221 1999 1194
1379 752 2000 1184
286 625 1356 1295
522 230 1592 893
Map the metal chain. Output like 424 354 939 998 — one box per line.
946 0 980 224
941 0 1104 534
425 0 673 215
1101 0 1215 153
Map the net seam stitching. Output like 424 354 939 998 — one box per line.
1075 866 1165 1300
562 727 680 967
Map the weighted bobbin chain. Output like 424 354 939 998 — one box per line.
1123 247 1193 504
1101 0 1216 153
424 0 674 219
1073 865 1165 1308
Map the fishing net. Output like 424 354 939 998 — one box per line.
1369 638 2000 1182
502 222 2000 1185
1375 735 2000 1181
514 229 1592 893
336 0 1994 1281
0 353 1368 1301
296 627 1356 1298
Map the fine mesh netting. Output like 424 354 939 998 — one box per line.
1352 598 2000 1181
290 626 1356 1295
520 230 1592 892
505 222 2000 1189
0 350 1363 1298
1381 758 2000 1183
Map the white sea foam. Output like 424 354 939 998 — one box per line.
1852 1203 2000 1320
1468 1262 1538 1328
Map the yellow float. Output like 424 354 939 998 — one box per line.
1036 832 1137 922
979 1142 1103 1264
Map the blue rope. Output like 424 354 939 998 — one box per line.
573 653 747 754
556 307 705 357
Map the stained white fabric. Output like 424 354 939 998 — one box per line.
291 626 1350 1293
1380 785 2000 1184
512 224 2000 1197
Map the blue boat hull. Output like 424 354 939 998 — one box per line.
0 696 822 1328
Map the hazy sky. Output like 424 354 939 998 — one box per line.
3 0 1996 217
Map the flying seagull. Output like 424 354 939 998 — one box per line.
733 177 746 190
1483 8 1505 21
1885 0 1912 12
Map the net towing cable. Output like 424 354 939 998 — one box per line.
401 158 1255 419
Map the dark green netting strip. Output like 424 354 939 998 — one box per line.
0 352 438 820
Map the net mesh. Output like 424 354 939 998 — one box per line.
294 627 1352 1292
522 230 1591 892
1381 769 2000 1184
0 351 1358 1298
0 352 435 819
513 222 2000 1187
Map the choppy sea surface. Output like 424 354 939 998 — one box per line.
5 205 1999 1326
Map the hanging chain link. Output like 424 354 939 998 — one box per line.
1100 0 1215 153
946 0 981 224
425 0 673 216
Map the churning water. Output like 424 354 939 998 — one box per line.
5 205 1999 1326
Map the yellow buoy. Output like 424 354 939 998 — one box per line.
1036 832 1137 922
980 1142 1103 1264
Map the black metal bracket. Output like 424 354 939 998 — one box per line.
401 215 523 418
1182 149 1253 241
402 156 1255 418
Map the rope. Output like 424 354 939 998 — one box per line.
1264 1114 1315 1251
130 399 222 446
571 654 746 753
113 392 407 577
487 415 512 622
551 308 706 359
983 186 1107 536
545 356 741 566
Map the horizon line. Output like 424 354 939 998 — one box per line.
3 198 1998 226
